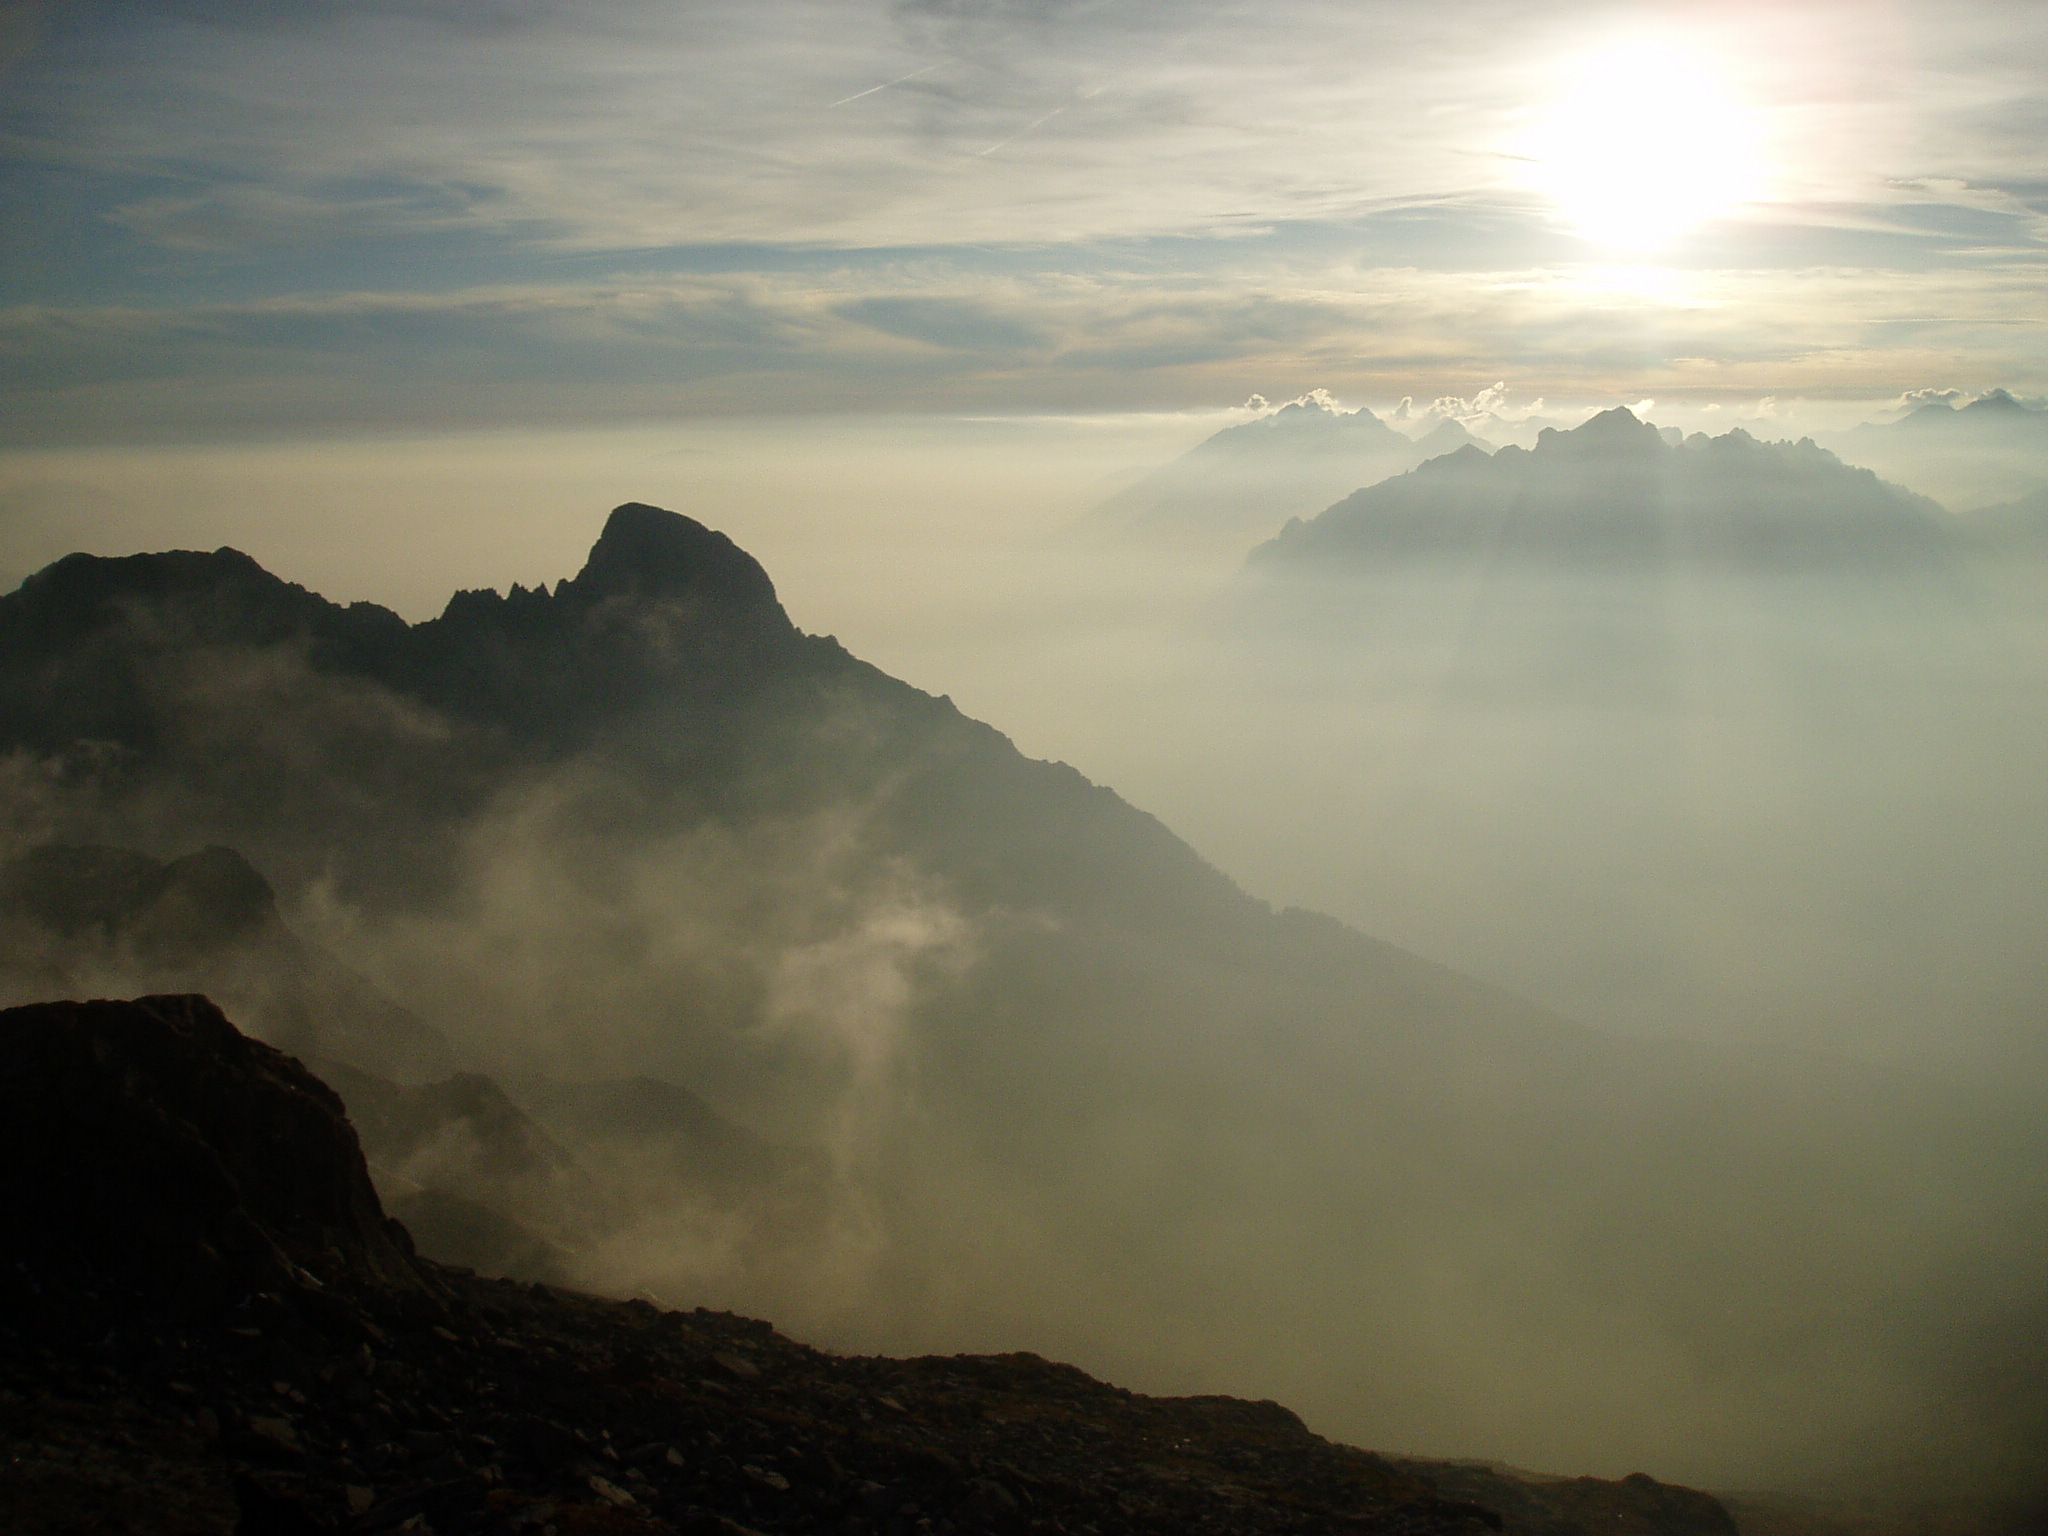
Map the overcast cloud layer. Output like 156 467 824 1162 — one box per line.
3 0 2047 435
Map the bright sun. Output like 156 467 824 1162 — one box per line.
1522 39 1764 250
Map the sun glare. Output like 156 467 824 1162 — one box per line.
1522 39 1764 251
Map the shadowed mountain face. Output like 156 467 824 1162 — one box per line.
1 501 2044 1502
0 994 429 1325
1089 398 1487 551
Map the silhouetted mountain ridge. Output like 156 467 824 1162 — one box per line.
1252 409 1955 575
1088 397 1483 549
0 504 1255 930
1823 390 2048 509
0 504 804 766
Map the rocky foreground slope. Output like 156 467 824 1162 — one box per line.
0 994 1737 1536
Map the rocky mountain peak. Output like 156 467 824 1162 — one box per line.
559 502 787 625
1536 406 1664 457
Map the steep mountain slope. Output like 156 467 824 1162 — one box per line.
0 503 2042 1500
1088 397 1483 551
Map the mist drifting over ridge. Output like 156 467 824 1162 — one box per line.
1 502 2044 1514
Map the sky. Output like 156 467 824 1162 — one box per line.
3 0 2047 446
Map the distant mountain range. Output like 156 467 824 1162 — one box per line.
1251 407 1957 584
1822 389 2048 509
1197 408 2048 1066
1088 396 1487 550
1237 408 1982 674
1 502 2042 1495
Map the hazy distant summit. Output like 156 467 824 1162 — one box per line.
1825 388 2048 510
1253 408 1953 575
1887 387 2039 431
1230 393 1414 449
1209 403 2031 1081
1090 393 1487 550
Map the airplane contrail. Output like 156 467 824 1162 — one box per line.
977 106 1065 156
829 64 937 108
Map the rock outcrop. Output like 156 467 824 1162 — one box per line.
0 994 428 1328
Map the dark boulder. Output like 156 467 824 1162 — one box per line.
0 994 429 1325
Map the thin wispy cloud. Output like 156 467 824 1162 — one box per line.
7 255 2045 443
